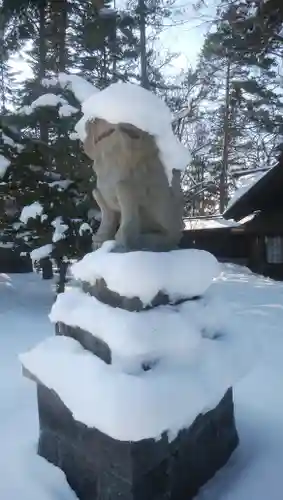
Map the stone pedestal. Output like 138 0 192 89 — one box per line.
37 383 238 500
22 247 239 500
55 278 201 369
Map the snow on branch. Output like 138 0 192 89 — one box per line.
20 202 44 224
52 217 68 243
30 244 53 262
58 73 98 104
19 93 79 117
42 73 97 104
0 155 11 178
79 222 93 236
172 99 194 124
58 103 79 117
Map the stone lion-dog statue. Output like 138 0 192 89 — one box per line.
83 118 184 252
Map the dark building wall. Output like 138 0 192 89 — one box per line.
0 247 33 273
180 229 250 266
181 211 283 281
244 211 283 236
244 211 283 280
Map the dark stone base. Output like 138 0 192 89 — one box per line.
37 383 239 500
82 278 200 312
56 322 112 364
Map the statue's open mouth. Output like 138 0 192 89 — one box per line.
95 128 115 145
95 124 140 145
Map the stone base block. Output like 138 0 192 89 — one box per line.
56 322 112 364
56 323 157 371
82 278 200 312
37 384 238 500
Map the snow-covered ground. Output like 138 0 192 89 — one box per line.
1 265 283 499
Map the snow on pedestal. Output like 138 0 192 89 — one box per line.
71 241 220 306
20 246 242 500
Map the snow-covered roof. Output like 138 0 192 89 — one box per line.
226 170 269 212
184 217 240 231
224 156 282 221
75 82 190 184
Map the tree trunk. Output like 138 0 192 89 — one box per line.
138 0 149 89
41 257 53 280
50 0 68 73
0 9 6 116
110 17 118 82
56 257 68 294
38 0 48 144
219 59 231 214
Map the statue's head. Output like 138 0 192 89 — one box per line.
83 118 116 160
83 118 166 182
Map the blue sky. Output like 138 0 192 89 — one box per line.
159 1 217 71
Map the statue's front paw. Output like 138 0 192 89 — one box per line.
115 226 139 250
92 235 106 250
115 227 125 246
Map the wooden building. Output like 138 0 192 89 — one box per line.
223 152 283 280
181 152 283 280
180 217 250 266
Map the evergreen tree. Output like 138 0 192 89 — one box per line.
1 1 98 288
210 0 283 156
68 1 139 88
180 0 283 214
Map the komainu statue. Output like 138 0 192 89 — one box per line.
83 118 184 252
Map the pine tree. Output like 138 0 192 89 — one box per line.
211 0 283 157
1 1 97 288
182 0 283 214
